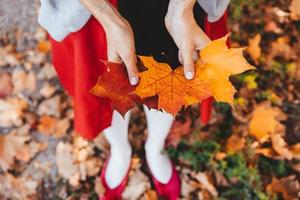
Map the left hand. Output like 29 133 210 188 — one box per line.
165 0 211 80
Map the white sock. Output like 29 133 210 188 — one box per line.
103 110 132 189
143 105 174 184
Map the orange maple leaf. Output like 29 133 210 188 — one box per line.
135 35 255 116
135 56 211 115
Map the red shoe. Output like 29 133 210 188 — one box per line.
99 157 131 200
149 164 181 200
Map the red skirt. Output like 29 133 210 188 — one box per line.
50 2 228 140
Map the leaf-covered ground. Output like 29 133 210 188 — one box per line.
0 0 300 199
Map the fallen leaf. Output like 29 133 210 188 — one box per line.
194 172 218 197
37 40 51 53
144 190 158 200
247 34 261 64
271 134 294 160
267 176 300 200
37 95 62 117
39 82 56 98
0 72 13 97
0 97 27 127
122 168 151 200
291 143 300 160
11 68 36 94
0 131 30 171
0 173 38 200
290 0 300 20
37 116 70 138
267 37 296 63
55 137 102 187
249 102 287 143
226 134 246 153
167 117 192 146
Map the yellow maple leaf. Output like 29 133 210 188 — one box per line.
196 35 255 105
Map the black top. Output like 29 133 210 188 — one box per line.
118 0 205 69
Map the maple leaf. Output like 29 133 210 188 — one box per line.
267 176 300 200
167 117 192 147
135 56 211 115
247 34 261 64
226 134 246 153
249 102 287 143
90 61 137 116
196 35 256 105
0 131 30 172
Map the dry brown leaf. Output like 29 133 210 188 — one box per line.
226 134 246 153
247 34 261 64
271 134 294 160
267 176 300 200
0 45 20 67
144 190 158 200
37 95 62 117
0 131 30 171
94 176 105 197
0 72 13 97
267 37 296 63
12 68 36 94
0 173 38 200
55 137 101 187
181 167 198 198
194 172 218 197
291 143 300 160
37 116 70 138
290 0 300 20
122 167 151 200
249 102 287 143
0 97 27 127
39 82 56 98
167 117 192 146
255 148 278 159
37 63 57 80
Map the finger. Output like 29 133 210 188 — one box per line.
121 51 139 85
182 46 195 80
108 50 122 63
192 50 199 63
178 50 183 65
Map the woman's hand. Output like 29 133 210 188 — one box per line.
80 0 139 85
165 0 211 80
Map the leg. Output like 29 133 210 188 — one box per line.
103 110 132 189
143 105 174 184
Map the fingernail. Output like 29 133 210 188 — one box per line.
185 72 194 80
130 76 138 85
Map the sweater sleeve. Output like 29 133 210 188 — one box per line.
38 0 91 42
197 0 230 22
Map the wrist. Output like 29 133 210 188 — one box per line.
80 0 126 32
166 0 196 22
